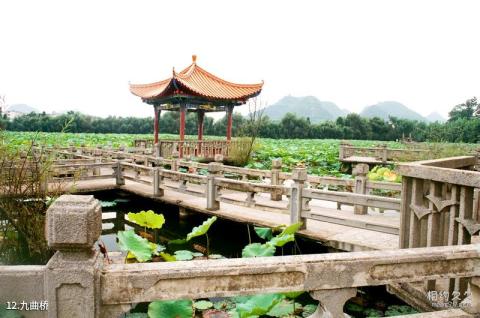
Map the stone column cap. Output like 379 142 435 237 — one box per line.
292 168 308 181
46 195 102 251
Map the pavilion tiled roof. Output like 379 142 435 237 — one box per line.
129 55 263 102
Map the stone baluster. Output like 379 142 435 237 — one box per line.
270 158 282 201
171 152 179 181
207 162 223 211
353 163 369 215
153 167 164 197
380 144 388 162
246 191 256 207
114 161 125 186
44 195 103 318
289 168 307 229
309 288 356 318
339 140 348 160
93 157 101 176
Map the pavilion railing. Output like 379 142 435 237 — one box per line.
156 139 251 159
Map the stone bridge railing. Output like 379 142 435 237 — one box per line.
1 195 479 318
339 142 430 163
396 156 480 303
31 146 404 235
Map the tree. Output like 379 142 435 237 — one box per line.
448 97 478 122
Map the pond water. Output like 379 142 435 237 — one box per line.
0 190 418 317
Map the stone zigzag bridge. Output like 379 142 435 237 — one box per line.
1 145 480 317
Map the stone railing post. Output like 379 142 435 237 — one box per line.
93 157 101 176
270 158 282 201
114 161 125 186
171 152 179 181
153 167 164 197
207 162 223 211
289 168 307 229
154 142 161 157
309 288 357 318
475 148 480 171
45 195 103 318
339 140 349 160
353 163 369 215
381 144 388 162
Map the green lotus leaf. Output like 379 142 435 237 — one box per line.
149 242 165 256
236 293 284 318
117 229 152 262
0 304 22 318
186 216 217 241
174 250 194 261
100 200 117 208
301 304 317 317
269 233 295 247
279 222 303 236
168 238 187 245
385 305 418 316
241 243 275 258
283 291 304 299
127 210 165 229
124 313 147 318
159 252 176 262
266 299 295 317
148 299 193 318
192 252 204 257
254 226 273 240
193 300 213 310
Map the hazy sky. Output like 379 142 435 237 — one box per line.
1 0 479 119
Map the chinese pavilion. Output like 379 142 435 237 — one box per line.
129 55 263 152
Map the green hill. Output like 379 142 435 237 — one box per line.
426 112 446 123
360 101 426 121
262 96 348 123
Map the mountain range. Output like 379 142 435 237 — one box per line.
262 96 349 122
263 96 446 123
4 98 447 123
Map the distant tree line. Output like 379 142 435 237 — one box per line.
2 97 479 143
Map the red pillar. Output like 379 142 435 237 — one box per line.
197 110 204 140
197 110 205 156
153 106 159 144
179 105 186 158
179 105 186 141
226 105 233 141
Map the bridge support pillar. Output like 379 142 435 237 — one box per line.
309 288 356 318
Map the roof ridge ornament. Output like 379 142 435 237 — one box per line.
172 67 176 76
192 54 197 63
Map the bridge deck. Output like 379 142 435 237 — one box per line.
64 178 399 252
